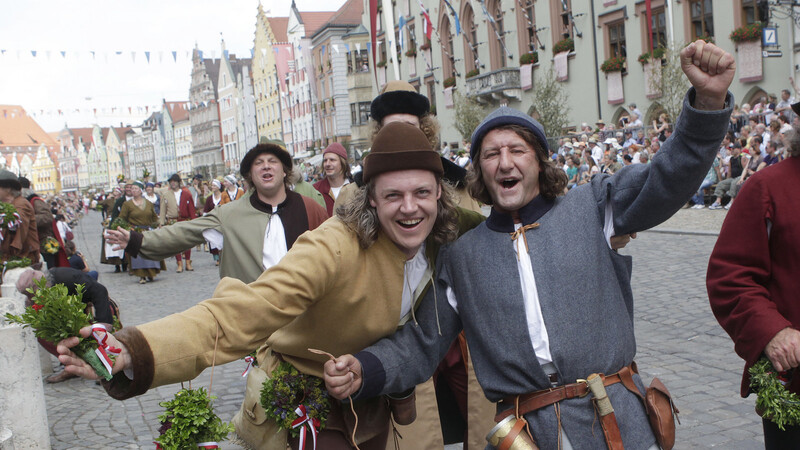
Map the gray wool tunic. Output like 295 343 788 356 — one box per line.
355 89 733 450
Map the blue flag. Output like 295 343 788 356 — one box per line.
443 0 462 35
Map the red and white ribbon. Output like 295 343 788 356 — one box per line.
91 324 121 374
241 356 255 378
196 442 219 449
291 405 320 450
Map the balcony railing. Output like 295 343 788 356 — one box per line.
465 67 522 102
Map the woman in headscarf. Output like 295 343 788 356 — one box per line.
117 181 165 284
203 179 224 266
220 174 244 204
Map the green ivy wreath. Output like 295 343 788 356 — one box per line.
260 361 331 437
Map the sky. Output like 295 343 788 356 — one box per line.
0 0 346 133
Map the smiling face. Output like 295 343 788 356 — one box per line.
479 128 541 215
369 169 441 259
249 153 286 199
323 153 343 178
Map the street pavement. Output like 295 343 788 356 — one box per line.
43 208 765 449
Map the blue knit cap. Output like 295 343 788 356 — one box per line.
470 106 549 160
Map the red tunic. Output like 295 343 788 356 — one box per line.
707 156 800 396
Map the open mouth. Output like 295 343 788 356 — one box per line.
501 179 520 189
397 218 422 229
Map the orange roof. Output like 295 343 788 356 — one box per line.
165 101 190 122
267 17 289 42
0 105 58 147
69 128 94 149
300 11 336 36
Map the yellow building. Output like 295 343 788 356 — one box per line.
253 4 287 141
30 144 61 195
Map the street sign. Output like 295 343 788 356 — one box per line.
763 27 778 46
763 50 783 58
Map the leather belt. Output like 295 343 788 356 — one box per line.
495 363 639 423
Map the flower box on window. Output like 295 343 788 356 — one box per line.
553 38 574 55
600 56 626 73
520 51 539 65
730 22 763 43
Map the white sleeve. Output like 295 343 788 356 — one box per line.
446 286 459 313
603 202 615 249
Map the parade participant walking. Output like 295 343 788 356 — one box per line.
20 176 69 268
707 105 800 447
58 122 484 450
203 179 224 266
325 41 735 450
118 181 164 284
159 173 196 272
142 182 160 215
110 182 132 220
0 170 40 263
106 142 328 284
220 174 244 204
314 142 353 216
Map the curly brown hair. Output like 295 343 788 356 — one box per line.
335 178 460 249
467 124 567 205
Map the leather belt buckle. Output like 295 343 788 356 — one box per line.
575 379 590 398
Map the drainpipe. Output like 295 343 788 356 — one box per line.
590 0 601 120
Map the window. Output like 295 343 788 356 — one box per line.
355 49 369 72
608 21 625 59
347 51 354 73
488 0 507 70
650 6 667 50
518 0 536 54
462 5 478 73
426 79 436 114
689 0 714 39
742 0 768 25
552 0 574 42
441 15 455 78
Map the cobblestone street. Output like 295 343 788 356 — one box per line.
44 208 764 449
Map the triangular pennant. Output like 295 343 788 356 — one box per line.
356 43 361 52
145 51 150 63
31 50 37 57
172 51 177 62
333 44 339 54
250 48 254 58
60 51 66 58
45 50 52 60
131 51 136 63
158 51 163 63
90 50 96 59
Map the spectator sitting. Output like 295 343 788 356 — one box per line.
64 240 98 281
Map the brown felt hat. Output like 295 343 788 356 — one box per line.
362 122 443 183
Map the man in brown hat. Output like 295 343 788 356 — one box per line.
159 173 197 272
106 142 327 284
58 122 483 449
0 169 40 262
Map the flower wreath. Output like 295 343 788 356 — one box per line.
749 357 800 430
260 361 331 437
42 236 60 254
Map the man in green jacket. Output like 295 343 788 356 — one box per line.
105 142 327 284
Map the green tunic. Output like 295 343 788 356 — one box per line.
119 199 164 278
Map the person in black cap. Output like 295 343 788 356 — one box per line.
325 39 735 450
105 143 327 284
334 80 483 216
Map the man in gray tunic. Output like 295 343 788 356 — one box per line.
324 41 735 449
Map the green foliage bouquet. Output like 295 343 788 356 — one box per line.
108 217 131 231
0 202 22 242
260 361 331 437
3 279 115 380
155 387 233 449
749 357 800 430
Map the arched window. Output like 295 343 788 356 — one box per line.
487 0 506 70
462 4 478 73
517 0 536 55
440 15 455 79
